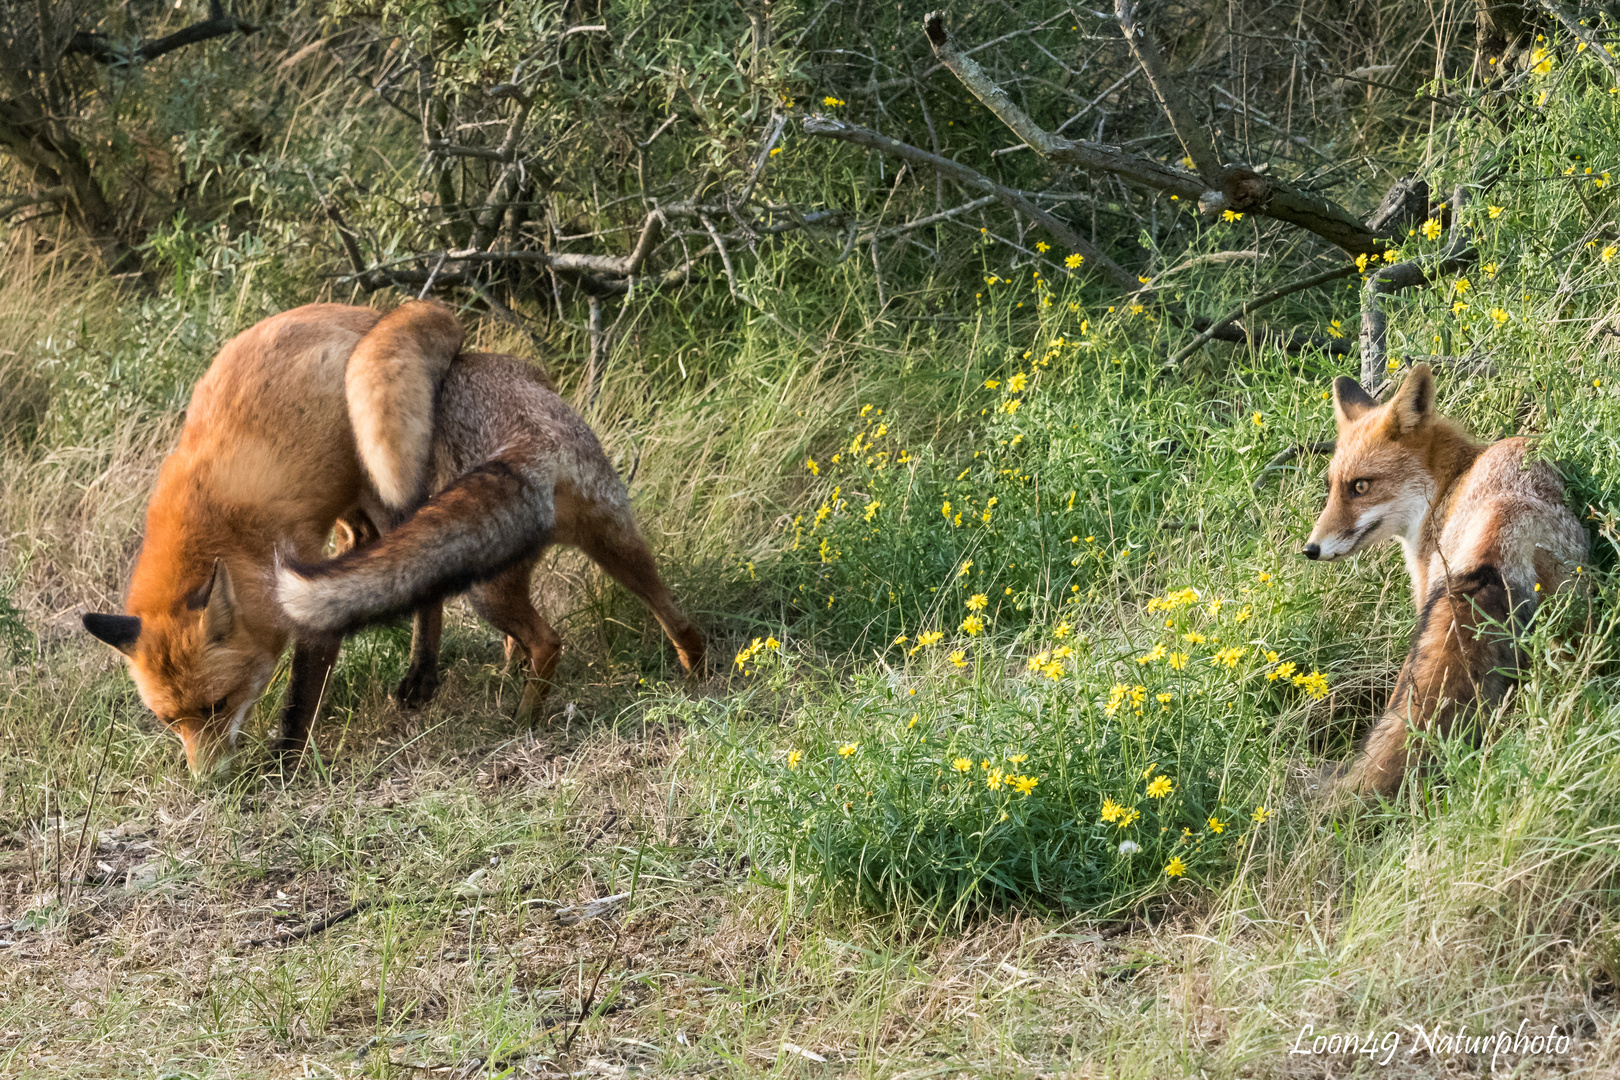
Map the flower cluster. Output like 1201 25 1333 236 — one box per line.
733 635 782 674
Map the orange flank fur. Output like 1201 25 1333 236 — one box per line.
1304 364 1587 798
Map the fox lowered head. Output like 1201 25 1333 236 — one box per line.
1304 364 1442 564
82 559 276 778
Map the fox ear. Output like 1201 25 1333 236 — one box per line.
190 559 238 642
1331 376 1377 426
1386 362 1436 435
83 612 141 656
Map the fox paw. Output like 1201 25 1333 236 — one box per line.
392 668 440 709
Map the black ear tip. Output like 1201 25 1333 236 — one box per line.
83 611 142 652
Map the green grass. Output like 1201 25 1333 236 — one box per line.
9 23 1620 1080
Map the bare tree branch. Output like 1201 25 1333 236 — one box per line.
1166 264 1357 367
1114 0 1222 184
801 115 1135 291
1359 186 1477 387
0 185 67 219
1537 0 1620 88
921 10 1391 257
68 0 256 65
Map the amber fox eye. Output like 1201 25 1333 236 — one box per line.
1352 479 1371 496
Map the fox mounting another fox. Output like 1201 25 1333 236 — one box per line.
83 301 703 776
1304 363 1586 797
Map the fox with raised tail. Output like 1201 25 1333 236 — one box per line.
1303 364 1586 797
83 302 702 776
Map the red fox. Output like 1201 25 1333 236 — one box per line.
1303 364 1586 797
83 303 703 776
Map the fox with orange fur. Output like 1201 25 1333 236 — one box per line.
1304 363 1586 797
83 302 703 777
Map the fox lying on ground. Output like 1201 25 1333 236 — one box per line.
1303 363 1586 797
83 302 703 776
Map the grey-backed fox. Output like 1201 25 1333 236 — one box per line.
82 302 702 776
1304 364 1586 797
275 349 705 719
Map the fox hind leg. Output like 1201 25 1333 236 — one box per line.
576 517 705 676
393 602 444 709
467 558 561 725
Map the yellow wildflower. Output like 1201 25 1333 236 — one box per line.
1101 796 1125 823
805 458 819 476
1168 652 1188 670
1488 205 1504 219
1008 372 1028 392
1165 856 1186 877
1212 646 1247 668
1137 643 1167 665
1221 209 1243 223
1420 218 1442 241
1292 670 1331 700
951 757 972 773
839 743 858 756
1035 241 1050 253
917 631 943 647
1207 816 1225 834
1009 775 1039 797
960 615 985 636
864 500 882 522
965 593 989 611
949 649 969 668
1146 776 1174 799
822 96 845 107
1252 806 1272 824
1065 253 1083 268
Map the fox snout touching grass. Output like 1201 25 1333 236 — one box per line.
82 302 701 777
1305 363 1587 798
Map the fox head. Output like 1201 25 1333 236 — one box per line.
1304 363 1442 563
82 559 276 778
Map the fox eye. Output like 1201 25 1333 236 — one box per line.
1352 478 1371 496
210 696 229 715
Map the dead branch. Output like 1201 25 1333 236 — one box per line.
68 0 256 65
0 185 67 218
1358 186 1477 387
1115 0 1222 183
921 10 1391 258
801 114 1136 291
1253 442 1338 492
1538 1 1620 88
1166 264 1358 367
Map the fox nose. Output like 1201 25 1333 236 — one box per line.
1303 543 1321 561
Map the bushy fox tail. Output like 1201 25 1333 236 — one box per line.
1342 565 1527 798
347 300 464 511
277 457 554 635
